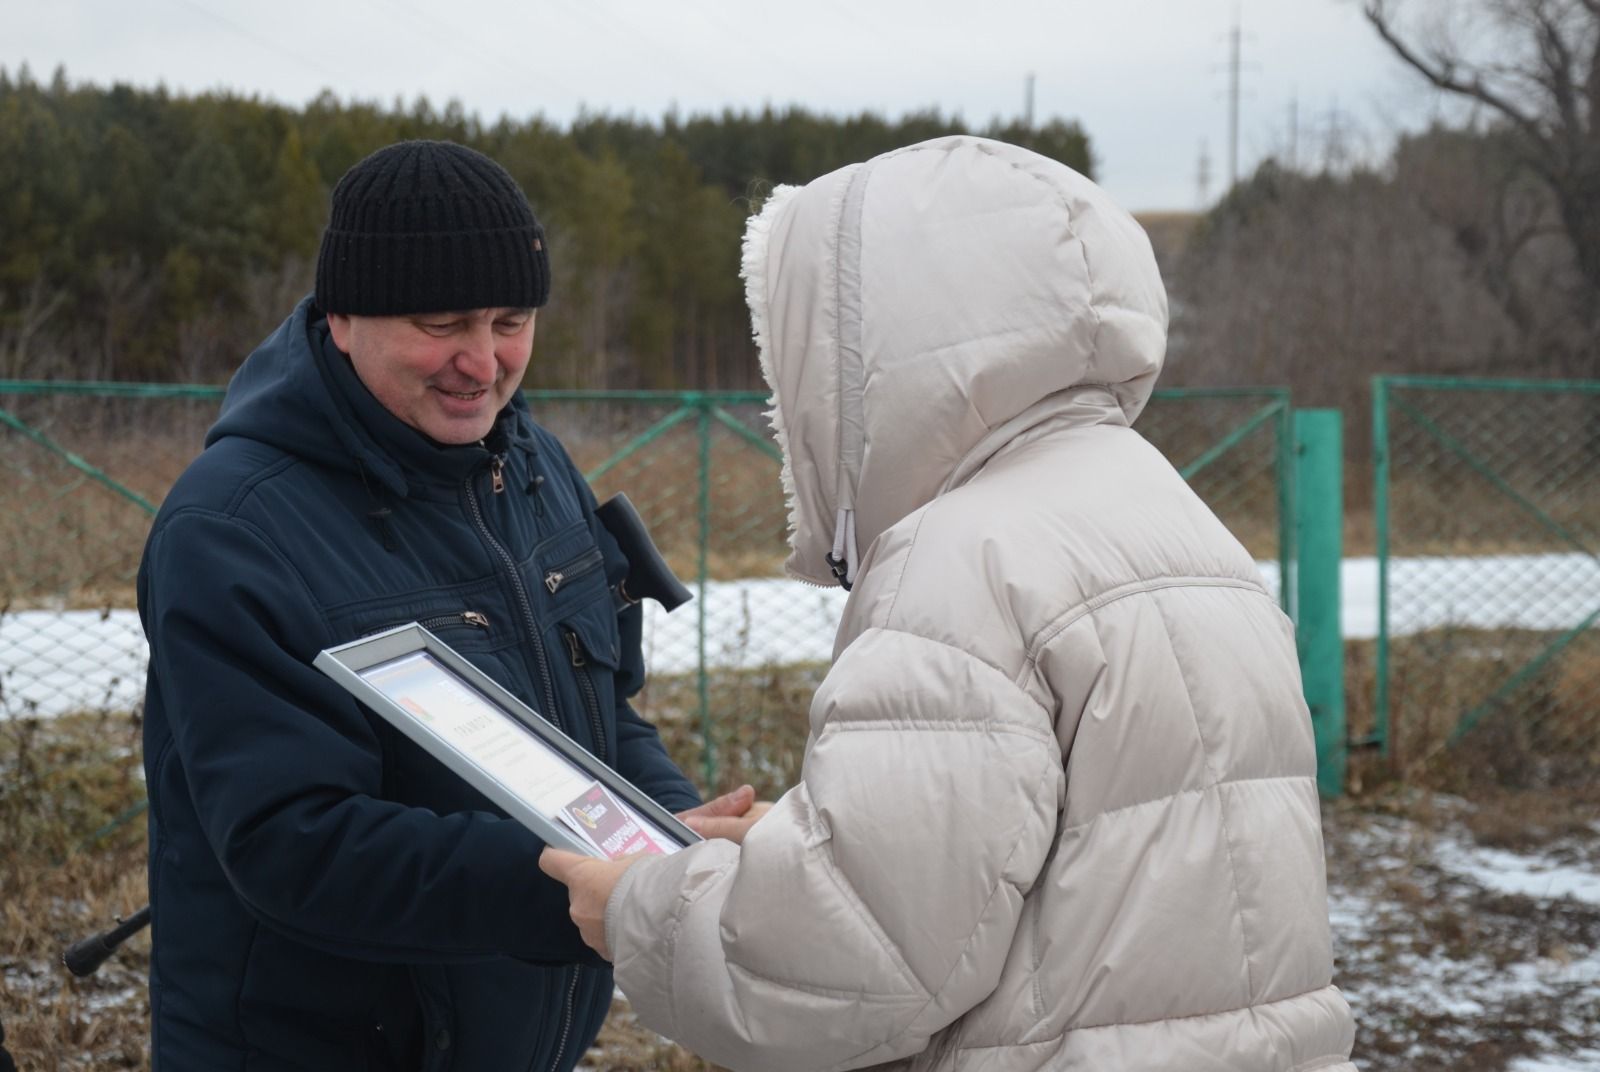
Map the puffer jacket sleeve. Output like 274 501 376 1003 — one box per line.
143 508 596 965
606 626 1064 1072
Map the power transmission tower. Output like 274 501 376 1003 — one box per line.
1024 72 1036 130
1197 140 1213 208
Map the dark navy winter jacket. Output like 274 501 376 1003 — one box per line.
139 296 700 1071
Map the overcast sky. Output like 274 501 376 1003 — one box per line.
5 0 1450 211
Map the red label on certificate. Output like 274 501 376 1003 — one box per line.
558 782 667 860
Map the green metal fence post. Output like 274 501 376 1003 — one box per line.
1372 378 1391 757
693 395 716 791
1276 397 1295 617
1294 409 1346 798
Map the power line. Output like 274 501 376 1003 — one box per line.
541 0 736 107
165 0 341 85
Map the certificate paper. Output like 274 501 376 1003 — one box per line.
355 650 683 856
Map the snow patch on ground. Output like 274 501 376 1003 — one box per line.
6 552 1598 718
1510 1051 1600 1071
1325 802 1600 1069
1433 836 1600 907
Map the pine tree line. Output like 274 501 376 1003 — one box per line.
0 67 1092 388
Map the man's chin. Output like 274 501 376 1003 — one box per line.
420 411 497 446
421 395 501 444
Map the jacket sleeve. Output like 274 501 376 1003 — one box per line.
143 508 598 966
605 626 1064 1072
612 694 702 813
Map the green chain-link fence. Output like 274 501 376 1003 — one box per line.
0 382 1293 802
1372 376 1600 787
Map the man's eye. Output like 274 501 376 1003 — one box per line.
419 321 458 334
495 318 529 333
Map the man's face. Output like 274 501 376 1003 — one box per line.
327 308 535 445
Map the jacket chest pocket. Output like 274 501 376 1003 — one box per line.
541 545 604 599
554 593 621 764
530 520 623 760
325 585 528 812
328 577 516 659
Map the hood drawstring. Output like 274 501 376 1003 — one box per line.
356 460 398 553
826 508 859 591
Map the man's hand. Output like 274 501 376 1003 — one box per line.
678 783 773 845
538 850 642 961
540 786 778 959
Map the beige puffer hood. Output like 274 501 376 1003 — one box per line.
607 137 1357 1072
746 136 1166 587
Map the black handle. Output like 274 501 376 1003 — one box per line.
62 904 152 977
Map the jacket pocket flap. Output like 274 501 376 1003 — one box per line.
560 596 621 671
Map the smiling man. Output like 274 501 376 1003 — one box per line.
326 305 536 444
136 141 735 1071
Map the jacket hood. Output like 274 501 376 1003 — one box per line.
207 295 532 499
743 135 1169 587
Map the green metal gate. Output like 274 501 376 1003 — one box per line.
1372 375 1600 786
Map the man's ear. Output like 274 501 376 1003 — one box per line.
326 312 352 353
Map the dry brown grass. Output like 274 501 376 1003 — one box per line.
1344 629 1600 797
1 711 150 1071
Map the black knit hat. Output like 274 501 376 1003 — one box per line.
315 140 550 315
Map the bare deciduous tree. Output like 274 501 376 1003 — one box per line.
1365 0 1600 365
0 279 67 379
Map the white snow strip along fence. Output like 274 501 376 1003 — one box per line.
3 554 1596 718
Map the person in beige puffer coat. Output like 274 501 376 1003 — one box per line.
541 135 1358 1072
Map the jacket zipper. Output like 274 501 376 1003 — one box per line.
468 469 592 1072
563 629 607 763
364 611 490 637
545 967 583 1072
544 547 604 595
423 610 490 632
465 480 560 722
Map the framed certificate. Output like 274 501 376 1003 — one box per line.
315 623 699 860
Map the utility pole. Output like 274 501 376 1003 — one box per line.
1228 9 1242 187
1024 72 1036 130
1288 91 1299 171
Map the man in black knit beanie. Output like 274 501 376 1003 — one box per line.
137 141 753 1071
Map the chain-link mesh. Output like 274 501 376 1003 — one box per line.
1374 378 1600 788
0 387 222 720
0 384 1292 797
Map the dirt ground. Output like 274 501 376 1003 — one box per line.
3 712 1596 1070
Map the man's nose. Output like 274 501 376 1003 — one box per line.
452 322 497 381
